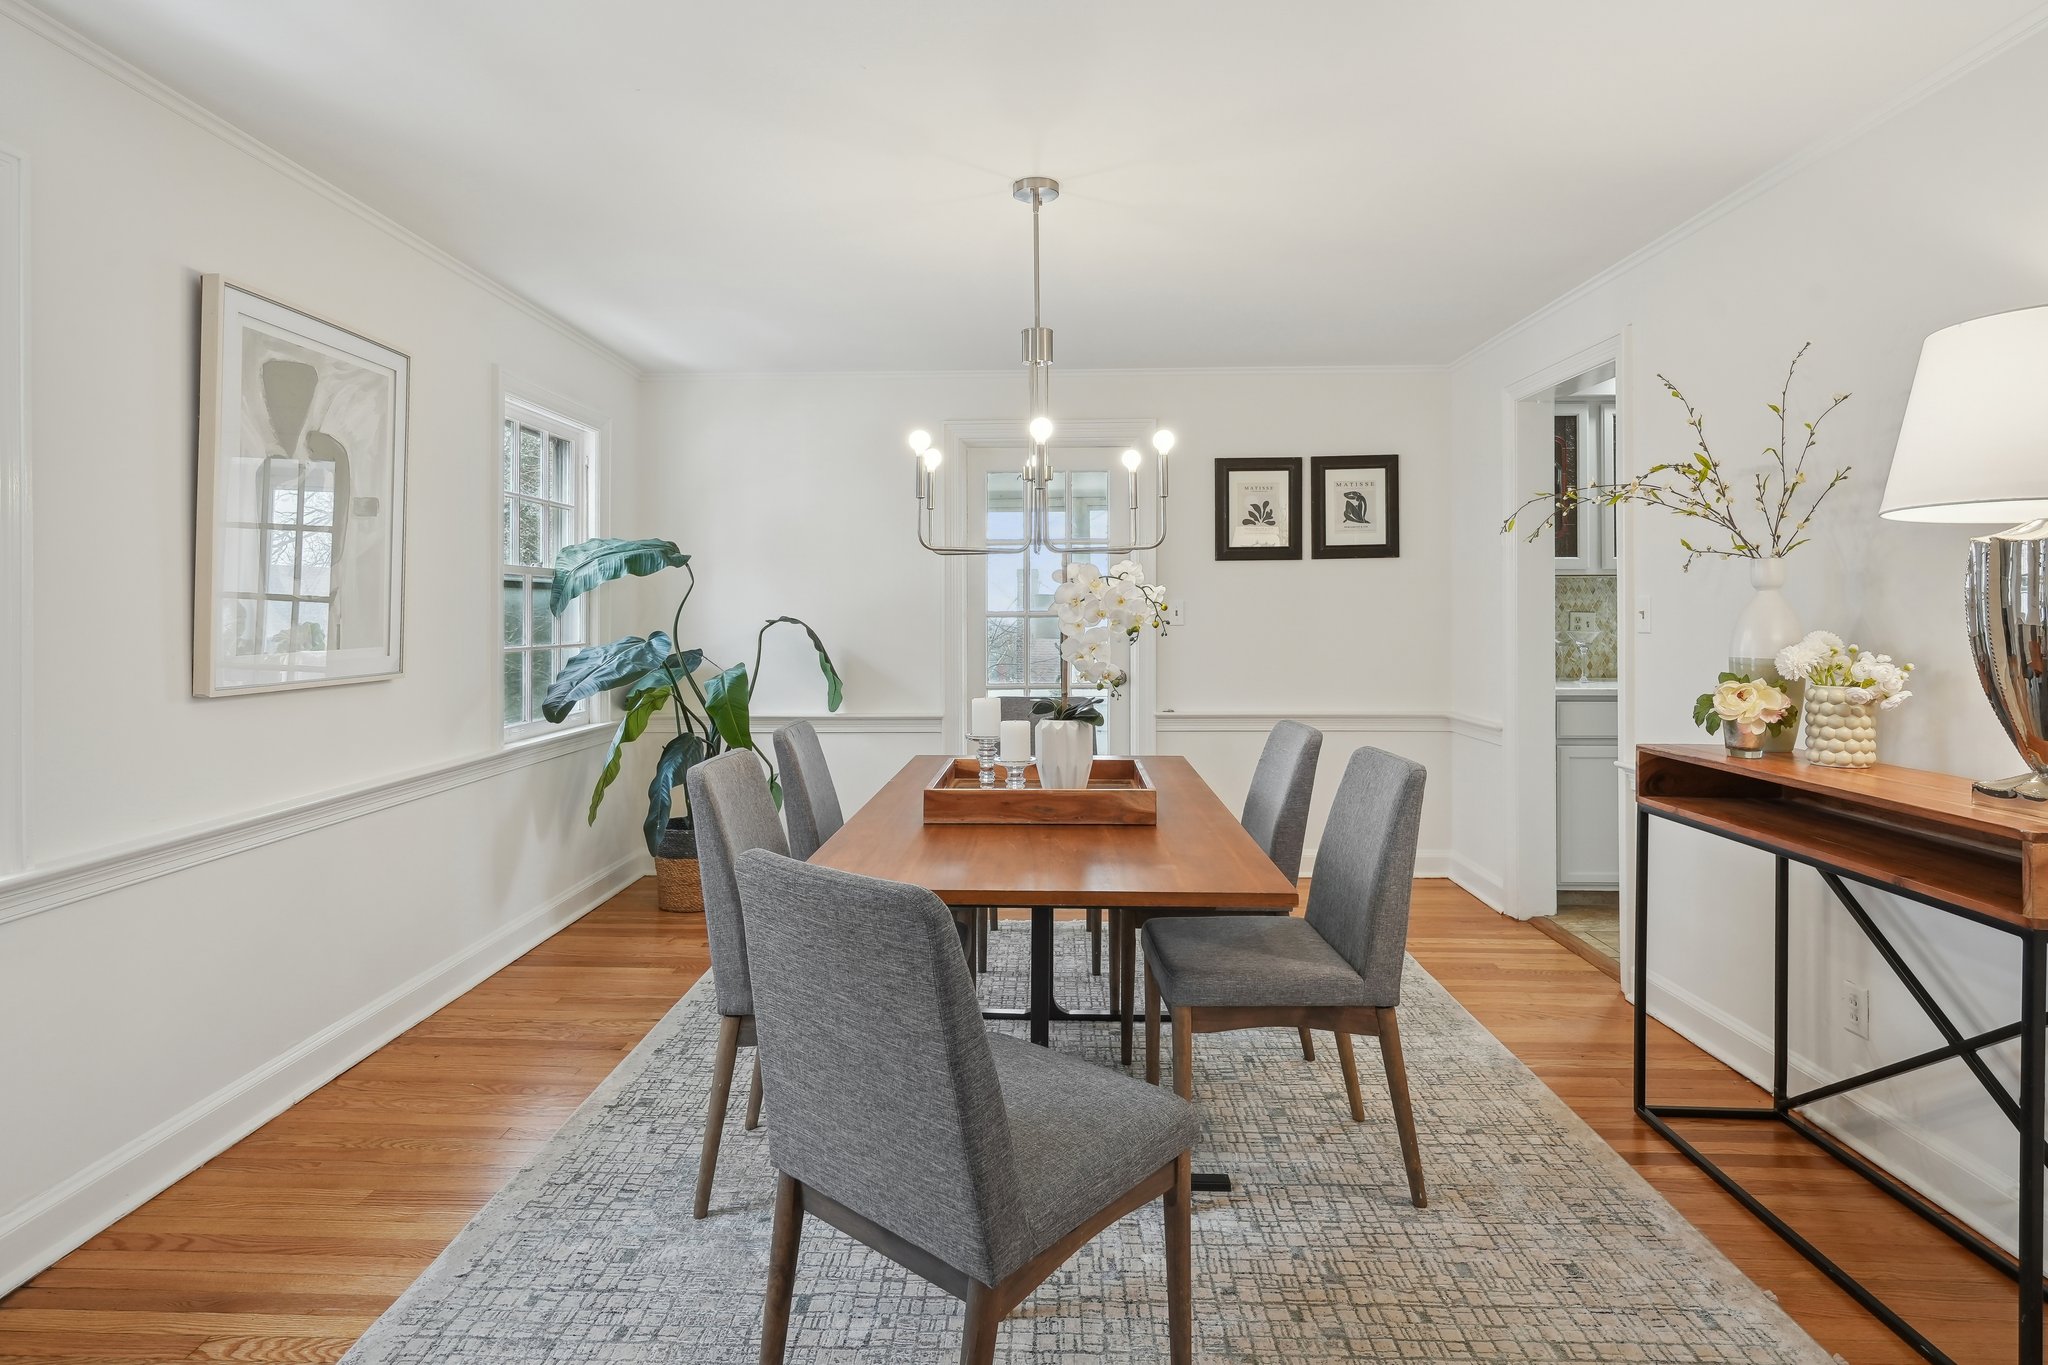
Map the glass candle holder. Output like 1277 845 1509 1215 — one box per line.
968 734 1000 788
1005 757 1032 790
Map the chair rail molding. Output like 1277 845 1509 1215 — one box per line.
752 713 944 735
1155 709 1503 743
0 142 25 876
0 725 614 927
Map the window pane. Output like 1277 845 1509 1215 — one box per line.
516 500 542 566
265 530 297 594
985 554 1024 611
502 419 517 493
984 615 1023 687
519 426 544 496
503 650 525 725
529 649 558 718
299 531 332 598
550 436 575 501
530 581 554 645
503 578 525 645
1027 616 1063 686
984 471 1027 543
297 601 328 650
270 483 300 525
1071 471 1110 543
548 505 574 562
1028 547 1063 610
263 599 293 652
555 592 583 646
502 499 516 565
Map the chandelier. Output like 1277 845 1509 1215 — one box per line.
910 177 1174 557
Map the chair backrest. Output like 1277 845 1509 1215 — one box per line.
684 749 790 1018
1241 720 1322 883
1303 746 1427 1004
735 849 1031 1284
1000 695 1101 753
773 720 844 860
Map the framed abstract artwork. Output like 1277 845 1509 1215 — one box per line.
1311 454 1400 559
1214 457 1303 560
194 276 410 696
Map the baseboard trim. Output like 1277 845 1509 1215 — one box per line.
0 725 612 928
1447 853 1507 913
1646 969 2019 1256
0 852 644 1296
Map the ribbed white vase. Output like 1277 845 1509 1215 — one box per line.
1802 685 1878 768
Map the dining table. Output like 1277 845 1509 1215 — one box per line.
810 754 1301 1051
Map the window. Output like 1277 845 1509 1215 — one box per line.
501 398 596 736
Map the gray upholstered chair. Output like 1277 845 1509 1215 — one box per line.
1143 745 1428 1207
735 849 1198 1364
773 719 843 861
682 749 789 1219
1115 720 1323 1063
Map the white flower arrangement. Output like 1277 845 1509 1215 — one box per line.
1049 559 1169 700
1693 673 1796 739
1774 630 1915 709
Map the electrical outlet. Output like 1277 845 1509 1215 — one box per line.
1841 980 1871 1039
1568 611 1599 634
1164 603 1187 627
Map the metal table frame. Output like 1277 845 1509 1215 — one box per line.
1634 803 2046 1364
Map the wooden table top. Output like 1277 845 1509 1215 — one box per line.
811 754 1302 909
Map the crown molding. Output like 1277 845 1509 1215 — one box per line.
1450 3 2048 372
0 0 645 379
641 363 1451 384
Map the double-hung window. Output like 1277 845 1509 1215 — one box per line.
502 398 596 738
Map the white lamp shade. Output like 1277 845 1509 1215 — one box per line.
1882 305 2048 524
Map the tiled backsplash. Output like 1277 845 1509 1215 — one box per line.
1555 574 1618 680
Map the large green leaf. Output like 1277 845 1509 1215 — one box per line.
763 616 844 712
703 663 753 752
622 648 707 713
542 630 673 723
550 538 688 618
644 732 707 856
588 684 670 824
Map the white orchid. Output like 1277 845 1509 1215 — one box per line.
1045 561 1170 700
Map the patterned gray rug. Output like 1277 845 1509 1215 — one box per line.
342 920 1836 1363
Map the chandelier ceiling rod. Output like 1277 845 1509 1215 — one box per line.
911 177 1174 558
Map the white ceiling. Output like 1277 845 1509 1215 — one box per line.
32 0 2044 371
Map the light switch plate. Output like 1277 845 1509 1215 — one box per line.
1633 595 1653 634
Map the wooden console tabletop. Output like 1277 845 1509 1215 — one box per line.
1637 743 2048 930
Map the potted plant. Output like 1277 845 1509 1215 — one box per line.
1036 560 1170 787
1692 674 1797 759
1773 632 1913 769
538 537 842 910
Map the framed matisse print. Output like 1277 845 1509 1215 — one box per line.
1311 454 1400 559
1214 457 1303 560
194 276 410 696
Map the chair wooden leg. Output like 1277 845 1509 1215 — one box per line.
1298 1027 1316 1061
1164 1152 1192 1365
1107 909 1123 1016
744 1052 763 1131
1145 969 1163 1085
1378 1006 1428 1208
759 1173 802 1364
1171 1007 1195 1101
695 1014 742 1219
959 1279 1000 1365
1120 915 1140 1065
1088 907 1102 975
1332 1030 1366 1123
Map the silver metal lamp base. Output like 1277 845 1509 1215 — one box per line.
1968 519 2048 803
1972 772 2048 802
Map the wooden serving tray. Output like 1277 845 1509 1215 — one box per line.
922 757 1159 825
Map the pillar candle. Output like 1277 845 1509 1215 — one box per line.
970 695 1001 738
999 720 1031 764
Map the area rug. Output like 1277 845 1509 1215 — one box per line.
342 920 1836 1363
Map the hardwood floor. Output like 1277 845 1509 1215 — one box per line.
0 877 2020 1362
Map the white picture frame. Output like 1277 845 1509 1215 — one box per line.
194 276 410 696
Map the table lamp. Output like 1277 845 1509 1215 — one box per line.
1881 305 2048 799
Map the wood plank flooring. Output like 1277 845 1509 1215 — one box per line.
0 877 2021 1362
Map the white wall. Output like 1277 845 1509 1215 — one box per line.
1450 28 2048 1249
642 367 1469 870
0 12 652 1291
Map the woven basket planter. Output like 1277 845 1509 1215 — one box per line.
654 819 704 914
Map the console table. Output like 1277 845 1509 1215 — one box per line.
1635 744 2048 1364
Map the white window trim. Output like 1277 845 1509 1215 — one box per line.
493 369 609 747
0 144 26 874
939 417 1162 755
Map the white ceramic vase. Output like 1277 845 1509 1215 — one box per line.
1035 720 1096 790
1730 556 1803 753
1802 685 1878 768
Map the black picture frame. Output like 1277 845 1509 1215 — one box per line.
1213 457 1303 561
1311 454 1400 559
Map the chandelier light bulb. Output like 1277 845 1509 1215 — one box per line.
1121 448 1142 472
1028 415 1054 445
921 447 943 471
1152 429 1176 455
908 429 932 455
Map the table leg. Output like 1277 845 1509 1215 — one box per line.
1121 913 1140 1066
2022 930 2045 1363
1029 906 1054 1047
1632 806 1649 1114
1773 856 1788 1112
